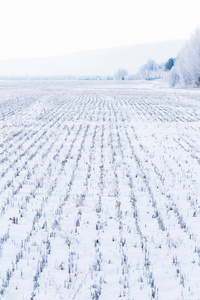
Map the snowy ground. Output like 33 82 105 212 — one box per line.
0 80 200 300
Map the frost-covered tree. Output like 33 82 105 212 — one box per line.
137 59 163 80
169 29 200 87
114 68 128 80
165 58 175 71
168 67 180 87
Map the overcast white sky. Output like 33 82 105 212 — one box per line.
0 0 199 60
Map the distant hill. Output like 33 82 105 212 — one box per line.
0 40 185 77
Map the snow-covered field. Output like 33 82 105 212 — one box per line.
1 80 200 300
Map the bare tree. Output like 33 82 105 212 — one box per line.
114 68 128 80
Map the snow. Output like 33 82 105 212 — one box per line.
0 80 200 299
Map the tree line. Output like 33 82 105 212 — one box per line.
114 28 200 88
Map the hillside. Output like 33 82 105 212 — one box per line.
0 40 185 77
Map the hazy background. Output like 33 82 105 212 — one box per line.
0 0 199 76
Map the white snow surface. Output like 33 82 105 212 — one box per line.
0 80 200 300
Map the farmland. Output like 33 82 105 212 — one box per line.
0 80 200 299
